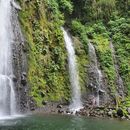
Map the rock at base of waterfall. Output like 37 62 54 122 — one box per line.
117 108 124 117
127 107 130 114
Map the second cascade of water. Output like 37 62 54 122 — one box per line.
110 42 124 98
62 27 83 112
88 42 104 106
0 0 16 117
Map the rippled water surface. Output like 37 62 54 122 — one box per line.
0 114 130 130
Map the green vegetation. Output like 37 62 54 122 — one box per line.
18 0 71 105
18 0 130 115
94 35 116 94
109 18 130 94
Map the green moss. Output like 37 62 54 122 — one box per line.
17 0 130 110
71 20 88 45
73 37 89 91
93 35 117 94
109 18 130 96
18 0 71 106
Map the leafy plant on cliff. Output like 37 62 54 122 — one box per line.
18 0 71 106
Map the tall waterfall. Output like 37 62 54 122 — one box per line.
62 27 83 112
88 42 104 106
0 0 16 116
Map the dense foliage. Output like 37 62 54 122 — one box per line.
18 0 130 114
18 0 71 105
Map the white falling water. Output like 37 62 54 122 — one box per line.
110 42 124 98
0 0 16 116
62 27 83 112
96 69 102 106
88 42 103 106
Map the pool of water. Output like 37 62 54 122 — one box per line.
0 114 130 130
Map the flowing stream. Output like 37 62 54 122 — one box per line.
62 27 83 112
0 0 16 116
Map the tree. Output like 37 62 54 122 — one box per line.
116 0 130 16
71 0 116 23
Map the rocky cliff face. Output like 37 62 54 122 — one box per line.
13 0 130 118
11 5 29 113
17 0 71 108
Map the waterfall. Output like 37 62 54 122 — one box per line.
88 42 104 106
0 0 16 116
110 42 124 98
62 27 83 112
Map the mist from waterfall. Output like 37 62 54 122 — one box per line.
62 27 83 112
88 42 104 106
0 0 16 116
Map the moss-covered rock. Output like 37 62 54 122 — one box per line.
18 0 71 106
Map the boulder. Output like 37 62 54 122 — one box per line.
107 110 113 117
21 72 27 86
58 109 64 114
10 74 17 82
117 108 124 117
127 107 130 114
57 104 63 109
42 101 48 105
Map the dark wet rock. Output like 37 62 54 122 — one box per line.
87 43 109 107
127 107 130 114
10 74 17 82
126 115 130 120
75 111 81 116
30 106 35 111
46 90 49 93
21 72 27 86
66 109 71 114
58 109 64 114
78 108 90 116
57 104 63 109
22 72 27 76
107 110 113 117
29 97 36 111
39 92 45 98
11 6 29 113
42 101 48 105
99 89 105 95
117 108 124 117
